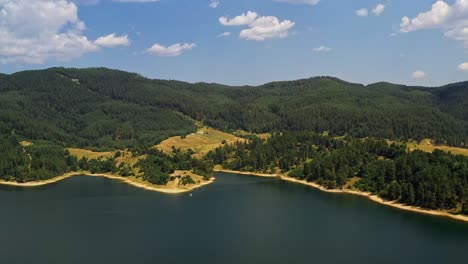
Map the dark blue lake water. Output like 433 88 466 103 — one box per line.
1 172 467 264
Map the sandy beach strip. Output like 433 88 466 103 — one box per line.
213 168 279 178
0 172 80 187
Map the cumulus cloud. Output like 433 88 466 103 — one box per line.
74 0 159 4
0 0 96 64
219 11 259 26
218 32 231 37
313 46 331 52
145 43 196 57
400 0 468 46
0 0 132 64
209 0 219 8
412 70 427 79
111 0 159 2
273 0 320 5
372 4 385 16
240 16 295 41
458 62 468 72
219 11 295 41
356 8 369 17
94 33 130 48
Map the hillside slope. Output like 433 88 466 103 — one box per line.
0 67 466 149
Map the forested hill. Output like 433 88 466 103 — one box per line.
0 67 467 149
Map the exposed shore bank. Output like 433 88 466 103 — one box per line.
214 168 468 223
0 171 215 194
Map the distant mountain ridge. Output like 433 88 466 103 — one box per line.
0 67 466 149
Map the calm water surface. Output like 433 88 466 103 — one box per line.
1 172 467 264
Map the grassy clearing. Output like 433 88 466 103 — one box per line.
343 177 361 190
234 130 271 140
385 139 468 156
157 127 245 158
19 141 33 147
67 148 114 160
407 139 468 156
67 148 143 175
115 152 141 167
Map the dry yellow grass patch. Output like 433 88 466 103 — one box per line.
234 130 271 140
67 148 144 175
169 170 206 187
115 151 142 167
19 141 33 147
407 139 468 156
67 148 114 160
157 127 245 158
343 177 361 190
116 151 145 175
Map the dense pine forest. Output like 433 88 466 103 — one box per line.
0 136 76 182
206 132 468 214
0 68 467 150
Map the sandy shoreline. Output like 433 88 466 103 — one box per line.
0 172 79 187
214 169 468 223
213 168 278 178
0 171 215 194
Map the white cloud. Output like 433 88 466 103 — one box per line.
74 0 159 4
240 16 295 41
209 0 219 8
219 11 259 26
112 0 159 2
458 62 468 72
145 43 196 57
412 70 427 79
220 11 295 41
372 4 385 16
273 0 320 5
356 8 369 17
218 32 231 37
400 0 468 46
313 45 331 52
0 0 132 64
94 33 130 48
0 0 96 64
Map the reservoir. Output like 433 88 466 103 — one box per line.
1 172 467 264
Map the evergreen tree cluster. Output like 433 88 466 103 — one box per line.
77 157 118 174
136 148 213 186
0 136 76 182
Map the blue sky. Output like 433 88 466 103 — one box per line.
1 0 468 86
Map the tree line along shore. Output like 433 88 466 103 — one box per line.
2 129 467 222
206 132 468 221
0 136 215 193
